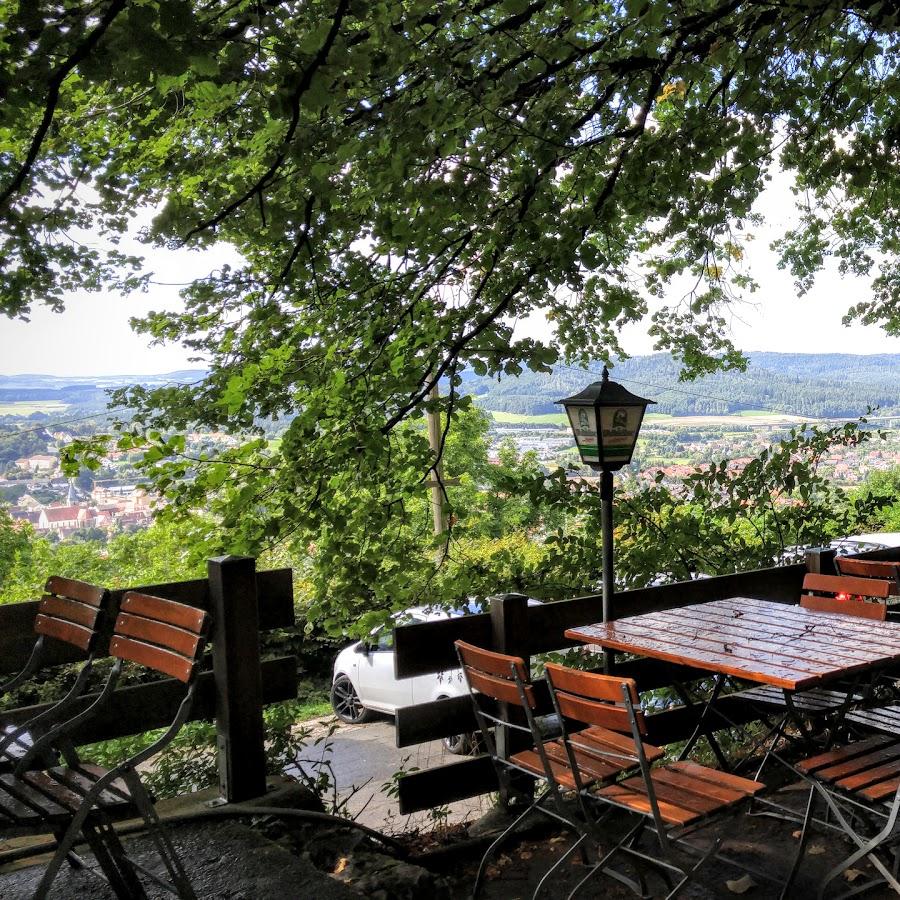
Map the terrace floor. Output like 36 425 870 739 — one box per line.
4 774 900 899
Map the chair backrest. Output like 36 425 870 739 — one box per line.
33 576 109 652
455 640 536 708
544 663 646 737
835 557 900 590
801 573 891 621
109 592 209 683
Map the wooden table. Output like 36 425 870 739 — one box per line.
565 596 900 691
566 597 900 767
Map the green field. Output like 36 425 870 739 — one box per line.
489 410 672 426
489 411 568 425
0 401 69 416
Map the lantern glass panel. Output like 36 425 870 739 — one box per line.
598 404 642 466
565 406 599 464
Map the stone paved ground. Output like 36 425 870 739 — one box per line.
292 715 492 833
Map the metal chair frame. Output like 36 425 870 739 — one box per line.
0 591 210 900
455 641 648 900
784 748 900 898
543 663 765 900
0 577 110 771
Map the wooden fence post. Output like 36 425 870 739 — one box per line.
208 555 267 802
490 593 530 805
806 547 837 576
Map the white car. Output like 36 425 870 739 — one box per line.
831 533 900 555
330 600 541 753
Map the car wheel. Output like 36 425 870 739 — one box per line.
442 732 476 755
330 675 375 724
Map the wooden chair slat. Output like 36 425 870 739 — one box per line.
836 558 900 585
597 780 698 826
116 612 202 659
109 636 195 683
48 766 134 810
21 771 84 813
33 614 94 651
463 666 536 708
0 784 43 826
803 572 893 599
1 724 32 760
73 763 133 801
455 640 528 681
120 591 207 634
542 741 628 783
553 690 640 735
38 594 102 630
796 735 897 774
0 774 68 819
816 742 900 782
45 576 107 607
800 594 886 619
544 662 639 704
836 758 900 793
668 761 770 796
846 705 900 735
577 725 664 763
627 774 724 816
859 775 900 801
508 749 578 788
651 765 748 805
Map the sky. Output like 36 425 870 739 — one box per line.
3 173 900 376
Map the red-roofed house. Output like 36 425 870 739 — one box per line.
38 506 83 531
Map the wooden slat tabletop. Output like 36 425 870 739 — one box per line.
565 597 900 691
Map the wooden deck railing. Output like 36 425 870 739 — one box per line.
393 547 900 814
0 556 297 802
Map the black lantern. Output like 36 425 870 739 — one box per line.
557 367 654 623
557 367 654 471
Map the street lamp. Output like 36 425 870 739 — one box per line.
557 367 655 622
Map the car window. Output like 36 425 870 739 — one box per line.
374 629 394 651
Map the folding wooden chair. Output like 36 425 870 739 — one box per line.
454 640 665 899
1 577 110 772
544 662 764 899
0 591 209 899
784 735 900 897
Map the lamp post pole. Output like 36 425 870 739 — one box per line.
557 368 655 625
600 468 614 623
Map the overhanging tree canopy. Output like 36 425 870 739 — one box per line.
3 1 899 622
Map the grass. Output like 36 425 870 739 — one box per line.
294 693 333 721
488 410 568 425
0 401 69 416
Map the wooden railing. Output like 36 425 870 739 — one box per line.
392 548 900 814
0 556 297 802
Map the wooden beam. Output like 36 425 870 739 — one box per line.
3 656 297 746
398 755 499 814
209 555 267 802
394 612 491 679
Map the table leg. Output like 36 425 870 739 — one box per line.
677 673 731 769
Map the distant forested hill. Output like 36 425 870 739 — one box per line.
459 353 900 418
0 371 207 411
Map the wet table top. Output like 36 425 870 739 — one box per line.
565 597 900 691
